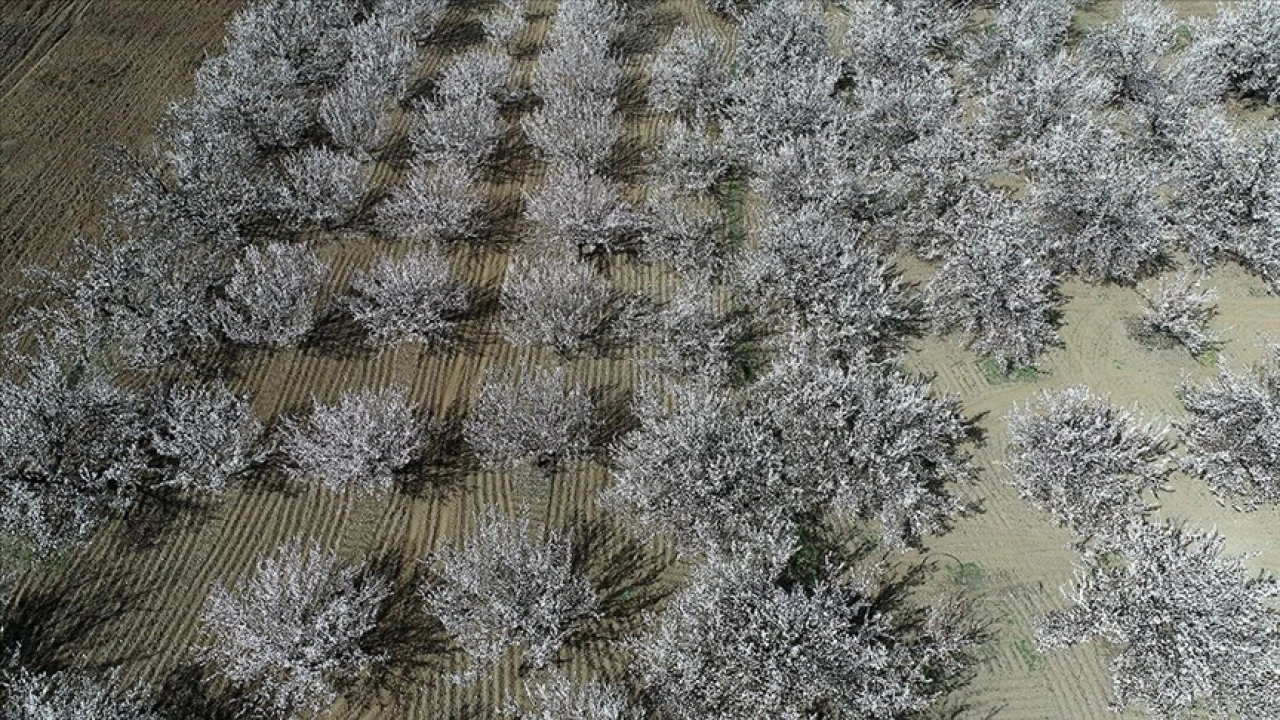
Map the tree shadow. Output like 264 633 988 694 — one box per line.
609 17 666 60
154 662 246 720
353 549 457 707
376 132 416 170
509 32 544 60
239 434 308 498
485 124 540 183
614 70 651 118
397 399 481 500
587 383 639 455
605 132 653 184
567 516 679 647
452 281 503 354
300 304 373 357
0 563 156 672
476 192 526 249
426 16 487 54
120 488 220 552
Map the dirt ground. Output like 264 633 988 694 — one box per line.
1 1 1277 719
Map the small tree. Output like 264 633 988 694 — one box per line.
1171 109 1280 288
377 0 448 41
1004 386 1171 540
723 0 842 155
747 127 864 214
148 378 265 492
631 547 977 720
925 191 1060 370
1037 520 1280 719
279 147 369 229
197 539 389 719
412 50 506 170
217 243 328 347
753 350 973 548
637 278 737 384
423 507 599 680
521 95 621 174
278 386 421 496
377 154 483 243
464 362 594 470
534 0 620 103
498 250 611 356
650 120 729 196
343 11 418 102
1078 0 1179 106
413 96 500 170
2 667 162 720
842 0 966 82
1178 349 1280 508
735 205 910 362
1136 273 1220 356
434 48 512 105
648 26 730 122
483 0 528 49
1197 0 1280 103
524 165 636 256
25 231 221 370
1023 122 1169 283
320 78 393 156
345 248 469 346
640 183 724 275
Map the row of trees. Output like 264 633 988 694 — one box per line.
186 507 979 719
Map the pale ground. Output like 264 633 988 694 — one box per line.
0 0 1276 718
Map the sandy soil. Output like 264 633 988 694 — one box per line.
1 0 1277 718
0 0 244 316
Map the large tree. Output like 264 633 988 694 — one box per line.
1004 386 1171 540
422 507 598 680
197 539 389 718
1038 520 1280 719
606 349 971 552
631 547 976 720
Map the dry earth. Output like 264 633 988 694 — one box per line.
0 1 1277 719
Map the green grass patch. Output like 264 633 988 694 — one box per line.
1194 348 1220 367
978 356 1044 384
723 177 746 250
946 560 987 587
1012 637 1044 672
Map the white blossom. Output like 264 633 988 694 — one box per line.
498 249 612 356
1005 386 1171 540
464 362 594 470
217 243 328 347
1037 520 1280 719
1136 272 1220 355
423 507 598 679
278 386 421 496
345 247 468 346
1178 348 1280 508
197 539 389 718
